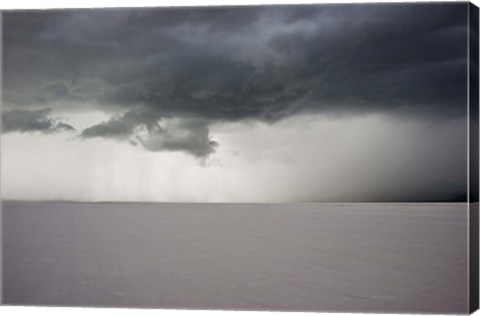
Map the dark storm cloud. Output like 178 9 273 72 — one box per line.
2 108 75 134
2 3 469 155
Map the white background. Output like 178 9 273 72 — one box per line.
0 0 478 316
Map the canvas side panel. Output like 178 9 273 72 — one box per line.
469 2 479 314
0 10 3 306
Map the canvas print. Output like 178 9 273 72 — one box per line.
1 1 479 314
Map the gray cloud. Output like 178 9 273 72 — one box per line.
136 118 218 158
80 111 217 158
2 3 469 157
80 110 161 140
2 108 75 134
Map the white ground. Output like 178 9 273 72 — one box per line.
2 202 469 313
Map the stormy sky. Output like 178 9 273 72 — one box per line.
1 3 470 202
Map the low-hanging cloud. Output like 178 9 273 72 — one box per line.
79 110 218 157
80 110 161 140
2 108 75 134
135 118 218 158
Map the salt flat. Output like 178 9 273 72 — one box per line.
1 202 469 313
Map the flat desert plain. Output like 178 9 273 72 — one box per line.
1 202 469 313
